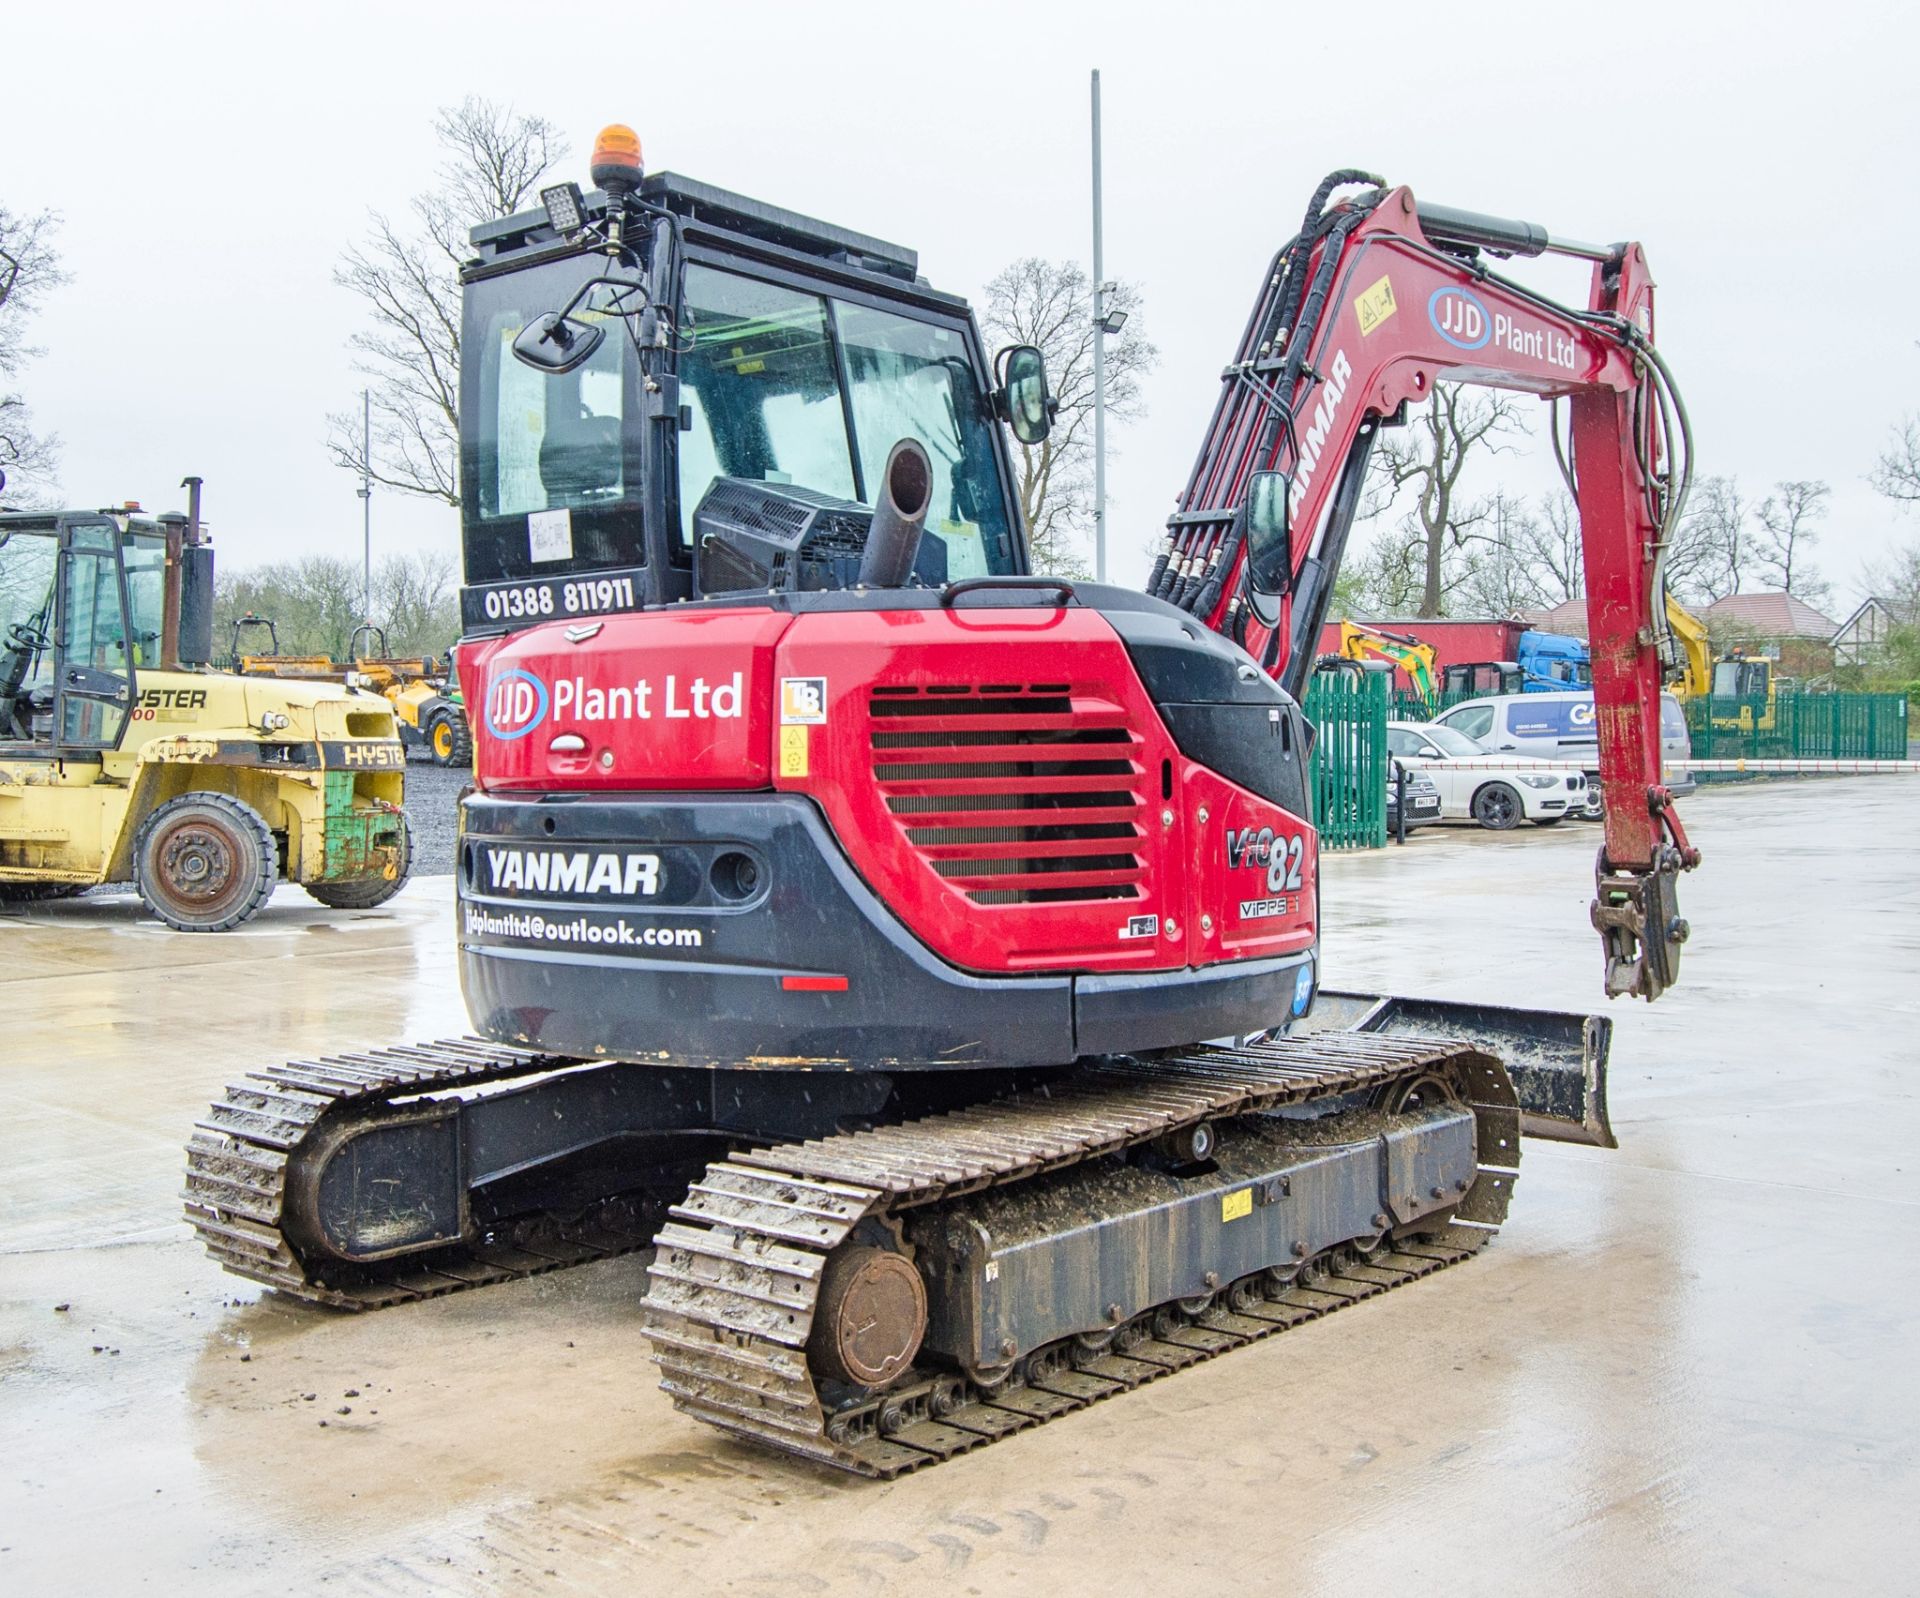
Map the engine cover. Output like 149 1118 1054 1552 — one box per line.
458 595 1320 1070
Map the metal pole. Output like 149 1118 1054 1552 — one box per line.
360 389 372 622
1090 68 1106 584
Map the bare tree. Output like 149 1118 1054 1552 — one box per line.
1871 416 1920 507
214 550 459 662
216 556 366 662
1452 492 1568 615
0 206 70 503
1518 489 1585 605
1860 541 1920 616
1364 384 1530 615
327 100 567 505
1754 478 1831 603
373 549 461 658
1671 475 1750 604
979 259 1157 578
1338 533 1426 616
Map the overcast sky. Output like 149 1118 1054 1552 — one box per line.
6 0 1916 613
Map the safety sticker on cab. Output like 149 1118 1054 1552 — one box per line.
1221 1188 1253 1223
779 725 809 777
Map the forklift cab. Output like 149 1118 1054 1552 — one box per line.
0 513 144 755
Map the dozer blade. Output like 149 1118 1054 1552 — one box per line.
1296 990 1614 1149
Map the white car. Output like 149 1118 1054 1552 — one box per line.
1385 720 1591 830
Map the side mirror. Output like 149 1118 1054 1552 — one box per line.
1418 745 1441 760
996 344 1052 446
513 312 606 376
1241 470 1293 622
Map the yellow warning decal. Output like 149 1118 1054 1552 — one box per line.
1355 274 1398 336
779 724 809 777
1221 1187 1253 1223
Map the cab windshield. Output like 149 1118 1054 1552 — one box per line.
1712 660 1768 697
1419 724 1489 758
0 528 59 725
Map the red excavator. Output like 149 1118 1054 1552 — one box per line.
187 131 1696 1476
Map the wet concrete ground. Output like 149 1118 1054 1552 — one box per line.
2 779 1915 1595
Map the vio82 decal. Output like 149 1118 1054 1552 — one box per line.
1225 824 1307 921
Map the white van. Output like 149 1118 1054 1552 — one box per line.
1429 690 1695 800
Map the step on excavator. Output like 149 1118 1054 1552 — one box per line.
186 129 1697 1474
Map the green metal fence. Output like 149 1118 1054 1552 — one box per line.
1305 670 1389 849
1683 692 1910 776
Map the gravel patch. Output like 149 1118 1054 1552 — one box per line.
401 754 469 874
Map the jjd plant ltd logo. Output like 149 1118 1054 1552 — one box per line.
486 668 549 740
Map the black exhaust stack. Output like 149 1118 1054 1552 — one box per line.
176 475 215 668
857 438 933 589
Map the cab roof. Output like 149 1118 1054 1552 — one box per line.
464 171 982 321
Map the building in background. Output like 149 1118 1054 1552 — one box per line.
1701 591 1838 677
1832 596 1916 670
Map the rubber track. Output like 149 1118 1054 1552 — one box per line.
643 1030 1519 1476
182 1038 659 1308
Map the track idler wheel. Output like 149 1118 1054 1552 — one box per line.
808 1246 927 1389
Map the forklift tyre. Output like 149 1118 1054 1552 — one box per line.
133 793 278 932
303 813 413 911
428 709 472 768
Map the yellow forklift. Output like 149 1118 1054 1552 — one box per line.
0 477 412 929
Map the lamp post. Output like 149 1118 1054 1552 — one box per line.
358 389 372 621
1090 69 1106 583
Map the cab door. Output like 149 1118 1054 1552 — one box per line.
51 518 138 752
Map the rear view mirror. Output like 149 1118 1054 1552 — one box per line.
996 344 1052 445
1242 470 1293 620
513 312 606 376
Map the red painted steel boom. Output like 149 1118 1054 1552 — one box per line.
1147 176 1699 1000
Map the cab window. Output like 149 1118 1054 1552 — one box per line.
1441 703 1495 742
678 267 856 527
836 301 1010 579
124 533 168 668
0 529 59 740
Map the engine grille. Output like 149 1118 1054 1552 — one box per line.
869 685 1147 905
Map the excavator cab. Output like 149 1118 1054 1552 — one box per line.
458 164 1045 628
1710 654 1777 732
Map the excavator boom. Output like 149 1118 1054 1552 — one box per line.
1337 619 1439 710
1148 176 1699 999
